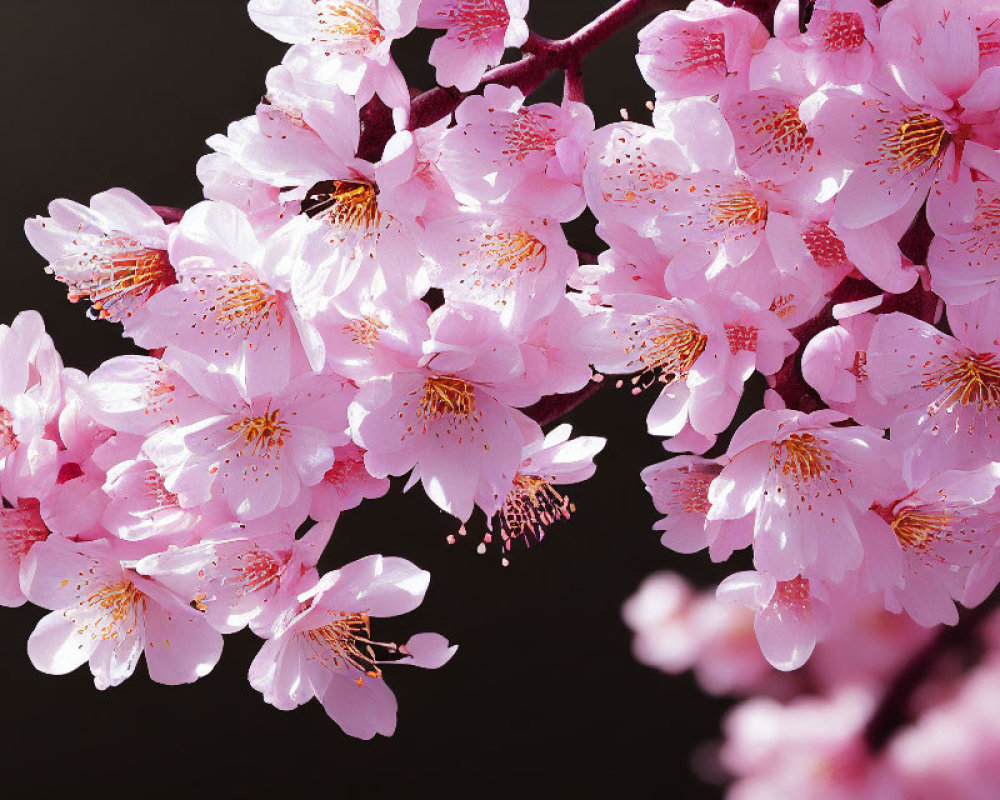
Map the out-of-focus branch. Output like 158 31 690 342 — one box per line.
864 595 1000 752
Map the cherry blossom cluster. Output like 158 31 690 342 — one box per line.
8 0 1000 761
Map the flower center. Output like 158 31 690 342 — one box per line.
622 316 707 392
677 29 727 74
343 316 387 350
320 2 385 49
752 105 813 157
418 377 478 421
304 180 382 230
671 470 714 515
501 109 560 164
497 475 575 551
228 409 289 458
890 506 953 552
771 433 832 483
711 189 768 227
0 501 48 559
802 221 850 268
143 467 179 509
324 456 369 486
439 0 510 44
304 611 383 681
725 323 759 354
922 352 1000 413
80 580 144 641
213 269 283 336
822 11 866 52
0 407 17 459
57 240 175 323
231 548 283 595
879 113 949 174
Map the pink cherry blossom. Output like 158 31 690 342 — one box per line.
439 84 594 221
22 536 223 689
309 443 391 521
248 554 455 738
24 188 176 327
708 409 888 583
419 0 529 91
636 0 769 102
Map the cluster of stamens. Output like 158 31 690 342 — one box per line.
228 409 289 459
417 376 479 422
771 433 833 483
619 316 708 393
879 112 949 175
303 610 399 685
319 2 385 50
922 351 1000 413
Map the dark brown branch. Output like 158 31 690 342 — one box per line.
524 380 605 428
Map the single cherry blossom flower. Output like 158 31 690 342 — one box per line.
22 536 223 690
419 0 529 92
310 443 391 521
636 0 769 102
248 554 456 738
708 409 888 583
24 188 176 328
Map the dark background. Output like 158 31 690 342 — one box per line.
0 2 743 796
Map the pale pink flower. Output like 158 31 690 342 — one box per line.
708 409 888 583
135 201 325 395
801 310 898 428
773 0 880 86
247 1 419 111
717 570 828 671
586 100 773 279
636 0 769 102
624 572 773 695
858 459 1000 626
439 85 594 221
350 303 541 521
137 519 334 634
374 118 459 224
143 365 354 521
418 208 578 331
199 52 361 206
926 173 1000 303
807 83 1000 229
24 188 176 328
419 0 529 91
519 297 600 399
248 554 456 739
867 307 1000 480
588 291 794 439
22 536 223 689
474 424 604 561
0 500 49 608
642 455 752 561
0 311 63 504
309 443 391 521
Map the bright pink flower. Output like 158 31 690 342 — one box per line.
375 118 459 223
439 85 594 221
309 443 391 521
350 304 541 521
24 188 176 328
636 0 769 102
135 201 325 395
708 409 888 583
248 554 456 739
22 536 223 689
143 365 354 521
419 0 529 91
